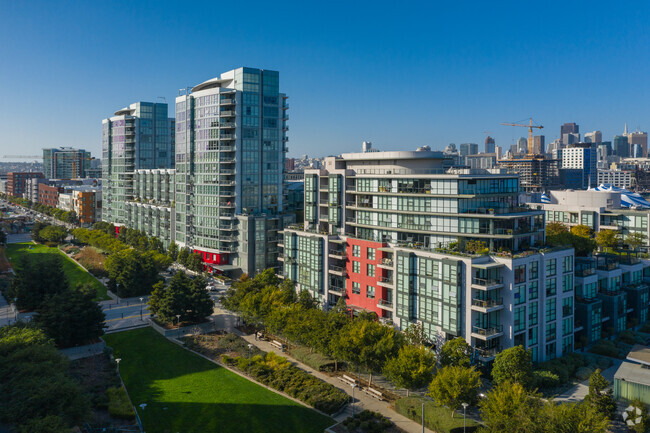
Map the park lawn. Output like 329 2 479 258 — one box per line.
6 242 109 300
395 397 480 433
104 328 335 433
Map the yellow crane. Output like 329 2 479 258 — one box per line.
501 118 543 155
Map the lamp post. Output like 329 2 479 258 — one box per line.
247 343 253 373
462 402 469 433
13 297 17 321
351 384 357 417
176 314 181 339
115 358 121 373
139 297 144 320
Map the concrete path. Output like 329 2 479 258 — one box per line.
555 359 623 403
207 307 434 433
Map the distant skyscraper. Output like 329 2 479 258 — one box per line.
532 135 545 154
484 136 495 153
584 130 602 144
42 147 92 179
459 143 478 157
517 137 528 153
561 123 580 145
614 135 629 158
102 101 175 225
628 131 648 157
632 143 643 158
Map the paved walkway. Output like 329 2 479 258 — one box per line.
555 359 623 403
211 310 434 433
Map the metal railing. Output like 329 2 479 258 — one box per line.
471 277 503 286
472 325 503 336
471 298 503 308
379 276 394 284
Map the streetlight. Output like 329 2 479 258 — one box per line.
461 402 469 433
176 314 181 339
247 343 253 373
139 297 144 320
351 384 357 417
115 358 121 373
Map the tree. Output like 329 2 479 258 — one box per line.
148 272 214 325
186 252 204 272
10 255 69 311
403 322 427 346
546 222 569 238
584 369 617 419
439 337 471 368
596 229 620 251
167 241 179 260
177 247 189 265
570 224 593 239
626 231 647 251
39 225 68 243
35 284 106 348
427 365 481 417
540 400 609 433
479 381 541 433
384 344 435 396
491 345 533 389
104 249 162 297
298 289 319 309
0 230 6 245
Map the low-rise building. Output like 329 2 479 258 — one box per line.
598 170 633 189
6 172 44 197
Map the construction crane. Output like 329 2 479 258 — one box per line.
501 118 543 155
2 155 42 159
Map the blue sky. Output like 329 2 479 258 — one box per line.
1 0 649 159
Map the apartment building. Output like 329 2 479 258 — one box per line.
125 169 176 247
280 149 573 362
598 170 633 189
23 177 46 202
6 172 44 197
102 102 175 225
174 67 293 276
69 187 102 226
38 183 64 207
42 147 92 179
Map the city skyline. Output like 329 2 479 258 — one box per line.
1 1 650 159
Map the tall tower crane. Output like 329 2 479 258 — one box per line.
501 118 543 155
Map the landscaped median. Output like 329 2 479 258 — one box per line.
394 397 480 433
6 242 108 300
104 327 335 433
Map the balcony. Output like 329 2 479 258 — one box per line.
328 248 346 259
471 277 504 290
328 285 345 296
471 298 504 313
377 258 393 269
220 98 235 105
329 265 347 277
471 325 504 340
378 276 394 287
220 110 235 117
475 346 501 361
377 298 394 310
220 134 235 140
220 202 235 208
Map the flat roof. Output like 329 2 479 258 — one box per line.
614 361 650 387
627 344 650 366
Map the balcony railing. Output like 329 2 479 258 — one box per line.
329 249 346 256
471 298 503 308
329 265 346 274
475 346 501 358
379 258 393 266
377 299 393 308
379 276 394 284
472 325 504 336
472 277 503 286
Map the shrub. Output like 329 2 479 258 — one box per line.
107 386 135 420
589 340 621 358
575 366 596 381
289 346 337 371
619 330 637 345
532 370 560 389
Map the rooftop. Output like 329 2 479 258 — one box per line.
614 361 650 387
627 344 650 366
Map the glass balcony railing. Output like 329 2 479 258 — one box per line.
472 325 503 336
472 277 503 286
471 298 503 308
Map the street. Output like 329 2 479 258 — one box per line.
101 296 151 331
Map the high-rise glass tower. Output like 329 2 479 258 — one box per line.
102 102 175 225
42 147 92 179
174 67 291 275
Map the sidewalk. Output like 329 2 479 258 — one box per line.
234 330 434 433
555 359 623 403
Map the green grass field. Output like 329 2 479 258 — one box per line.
104 328 335 433
6 242 109 300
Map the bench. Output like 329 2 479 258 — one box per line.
338 374 358 387
363 387 384 401
270 340 284 352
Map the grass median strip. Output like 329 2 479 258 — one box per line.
104 328 334 433
6 242 108 300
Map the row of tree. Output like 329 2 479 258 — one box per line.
32 221 68 244
1 194 78 224
546 222 647 256
5 253 105 348
149 271 214 325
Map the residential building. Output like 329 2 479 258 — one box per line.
38 183 64 208
23 177 46 202
174 67 293 276
70 186 102 226
466 153 496 169
560 143 597 189
598 170 633 189
58 193 73 212
485 136 495 154
497 157 561 192
6 172 44 197
280 150 574 362
102 102 175 226
42 147 92 179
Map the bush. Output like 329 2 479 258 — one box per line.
107 387 135 420
289 346 337 371
537 352 586 385
589 340 621 358
341 410 394 433
532 370 560 389
618 330 637 345
575 366 596 381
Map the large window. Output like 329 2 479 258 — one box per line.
367 247 375 260
514 285 526 305
353 261 360 273
546 278 556 296
545 298 556 322
352 245 360 257
563 256 573 273
352 282 360 294
529 281 538 300
529 261 539 279
529 302 538 326
514 307 526 332
366 286 375 299
546 259 556 276
514 265 526 284
367 264 375 277
562 274 573 293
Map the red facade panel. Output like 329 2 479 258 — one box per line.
345 238 387 317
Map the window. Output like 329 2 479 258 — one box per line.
546 342 557 360
562 297 573 317
367 264 375 277
546 278 556 296
546 259 556 276
352 245 360 257
366 285 375 299
562 274 573 292
562 317 573 336
529 327 538 345
514 265 526 283
529 281 538 300
514 285 526 305
529 302 538 326
530 261 539 279
367 247 375 260
352 282 360 294
563 256 573 273
545 323 556 341
546 298 556 322
353 261 360 273
514 307 526 332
